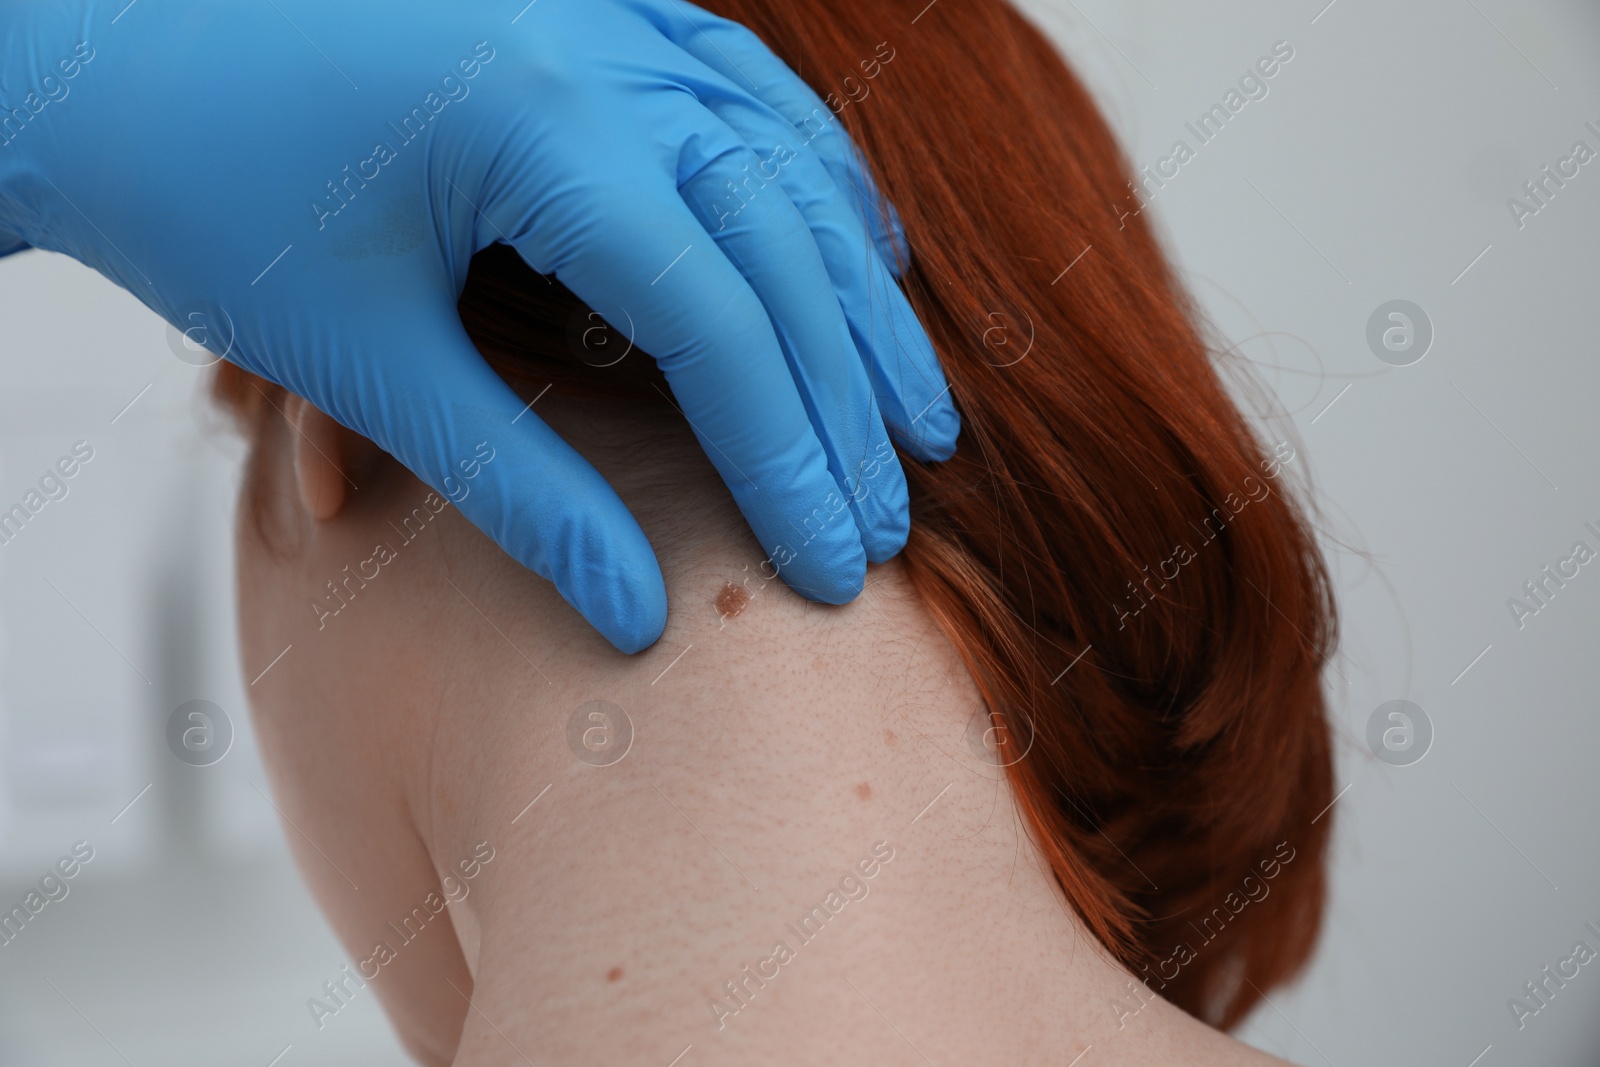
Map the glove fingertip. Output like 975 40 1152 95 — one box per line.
788 565 867 606
518 490 667 656
772 522 867 606
861 515 910 564
906 400 961 462
579 567 669 655
850 452 912 564
873 199 912 277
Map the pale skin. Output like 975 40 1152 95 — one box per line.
236 387 1297 1066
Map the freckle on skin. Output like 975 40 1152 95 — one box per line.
716 581 750 619
884 729 897 746
607 966 624 982
856 782 872 801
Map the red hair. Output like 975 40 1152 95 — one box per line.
218 0 1336 1029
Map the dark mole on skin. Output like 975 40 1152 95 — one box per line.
606 966 624 982
715 581 750 619
855 782 873 801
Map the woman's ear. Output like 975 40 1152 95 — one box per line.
282 394 383 521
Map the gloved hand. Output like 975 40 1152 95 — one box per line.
0 0 958 653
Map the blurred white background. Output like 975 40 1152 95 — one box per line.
1 0 1598 1064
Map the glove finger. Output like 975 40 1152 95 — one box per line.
680 141 910 564
689 90 959 463
505 181 874 603
341 311 668 654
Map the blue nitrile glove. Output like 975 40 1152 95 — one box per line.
0 0 959 653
